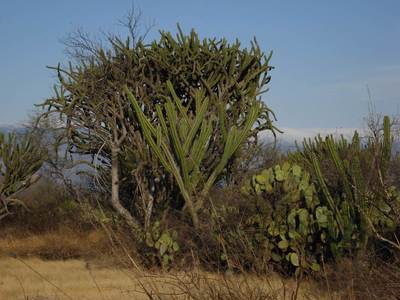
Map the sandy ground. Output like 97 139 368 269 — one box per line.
0 256 330 300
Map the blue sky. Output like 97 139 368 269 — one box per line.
0 0 399 129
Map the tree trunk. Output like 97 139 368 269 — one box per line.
110 144 141 233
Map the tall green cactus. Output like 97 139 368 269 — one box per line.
125 81 262 228
40 25 278 231
381 115 392 177
290 116 396 253
0 132 45 220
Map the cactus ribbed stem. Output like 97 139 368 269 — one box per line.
125 82 261 229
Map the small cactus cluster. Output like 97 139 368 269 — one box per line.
145 221 180 268
241 162 342 272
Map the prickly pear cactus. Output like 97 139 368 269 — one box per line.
145 221 180 268
371 186 400 231
241 162 343 273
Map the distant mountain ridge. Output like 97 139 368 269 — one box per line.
259 127 360 152
0 124 24 134
260 127 400 153
1 125 399 154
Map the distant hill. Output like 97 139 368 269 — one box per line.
1 125 399 154
259 127 358 152
0 125 25 134
260 127 400 153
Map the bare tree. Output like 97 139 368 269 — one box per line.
364 91 400 145
40 7 154 232
62 5 154 62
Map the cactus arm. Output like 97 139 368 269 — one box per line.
183 95 209 154
164 99 191 187
218 101 228 141
202 102 261 196
0 131 44 220
311 153 344 234
126 86 171 171
325 137 354 214
125 85 199 227
156 105 170 144
381 115 392 177
166 81 190 125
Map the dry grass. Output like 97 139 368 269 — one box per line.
0 257 146 300
1 181 398 300
2 217 397 299
320 257 400 300
0 228 110 260
0 256 330 300
0 227 328 300
1 224 398 299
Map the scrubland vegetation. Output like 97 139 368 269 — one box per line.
1 10 400 300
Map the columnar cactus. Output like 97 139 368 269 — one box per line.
40 26 278 231
125 81 262 228
381 115 392 176
290 116 399 254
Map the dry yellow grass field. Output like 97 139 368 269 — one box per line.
0 222 358 299
0 256 333 300
0 257 143 300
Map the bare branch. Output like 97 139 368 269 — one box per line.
62 27 104 61
116 4 155 47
